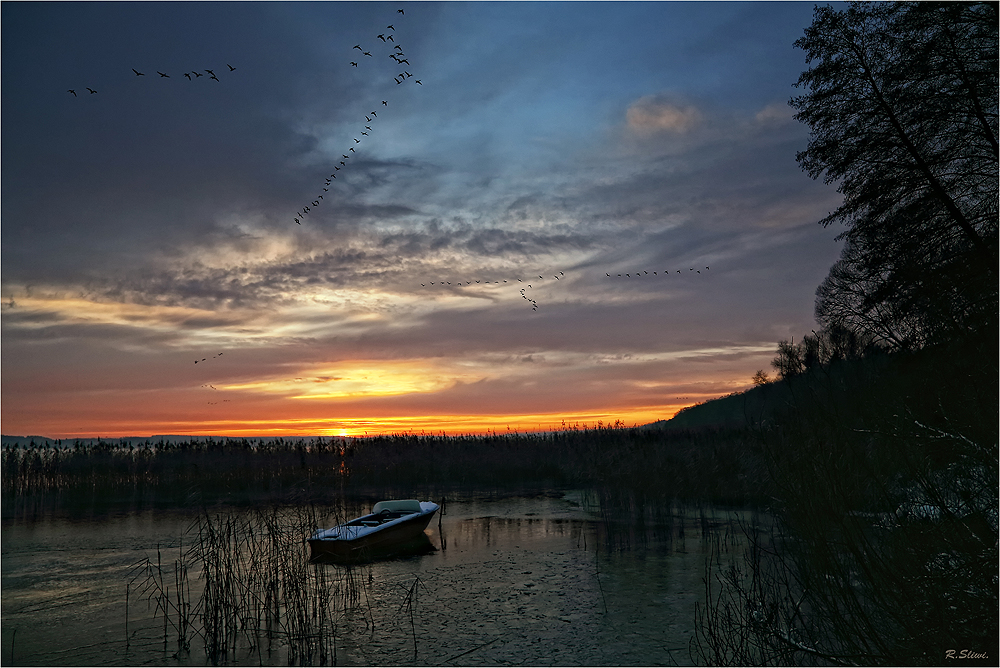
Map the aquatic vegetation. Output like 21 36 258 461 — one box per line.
128 502 374 665
2 424 769 520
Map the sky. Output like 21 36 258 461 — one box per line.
1 1 845 439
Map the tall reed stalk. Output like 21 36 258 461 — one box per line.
129 501 368 666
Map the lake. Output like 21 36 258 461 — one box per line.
1 491 746 666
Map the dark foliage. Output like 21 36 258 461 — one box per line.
696 325 998 665
792 1 998 349
694 4 999 661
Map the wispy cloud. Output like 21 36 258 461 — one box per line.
626 95 702 134
2 2 840 437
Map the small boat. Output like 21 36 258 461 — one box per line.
309 499 439 563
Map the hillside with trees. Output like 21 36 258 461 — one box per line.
691 3 997 665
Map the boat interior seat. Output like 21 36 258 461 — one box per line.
373 499 423 514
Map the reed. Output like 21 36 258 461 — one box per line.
3 423 769 522
128 500 370 665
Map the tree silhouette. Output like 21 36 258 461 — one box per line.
771 338 804 380
792 2 998 349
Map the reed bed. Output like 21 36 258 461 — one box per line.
128 501 371 666
2 424 769 522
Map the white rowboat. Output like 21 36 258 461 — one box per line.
309 499 439 562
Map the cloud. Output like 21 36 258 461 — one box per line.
626 95 702 134
754 102 794 126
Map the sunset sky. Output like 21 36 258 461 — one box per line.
2 1 844 439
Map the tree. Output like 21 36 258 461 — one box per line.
751 369 771 386
815 239 930 349
771 339 804 380
791 2 998 350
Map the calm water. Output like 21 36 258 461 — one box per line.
1 492 744 666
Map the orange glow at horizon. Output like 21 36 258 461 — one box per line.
2 285 774 442
24 404 697 440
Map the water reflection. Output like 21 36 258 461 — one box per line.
310 534 437 565
2 492 747 666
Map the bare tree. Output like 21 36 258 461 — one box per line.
771 339 805 380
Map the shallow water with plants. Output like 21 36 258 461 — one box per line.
1 491 750 666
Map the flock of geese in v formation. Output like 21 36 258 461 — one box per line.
293 8 417 226
283 8 717 312
63 5 714 352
